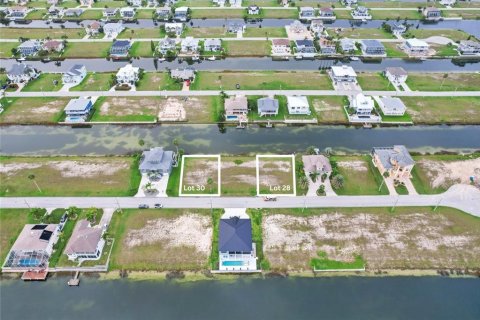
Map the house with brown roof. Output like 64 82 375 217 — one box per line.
64 219 105 261
271 38 291 55
224 95 248 121
302 155 332 174
42 40 64 53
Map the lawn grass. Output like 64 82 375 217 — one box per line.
63 42 111 58
129 41 154 57
90 96 159 122
21 73 63 92
223 40 271 56
209 208 223 270
311 251 365 270
247 95 288 121
243 27 287 38
136 9 155 19
70 72 115 91
109 208 213 271
406 73 480 92
92 0 125 8
370 10 422 20
0 156 140 197
1 28 86 39
384 42 408 58
262 9 298 19
329 27 394 39
26 9 47 20
442 9 480 19
0 97 68 124
364 2 435 8
401 96 480 124
0 209 30 264
0 42 18 58
136 72 182 91
166 156 182 197
192 71 333 90
330 155 389 195
185 27 234 38
357 72 394 91
117 28 166 39
257 156 295 195
433 44 459 57
404 29 471 42
221 156 257 196
190 8 244 18
180 156 220 195
247 209 269 270
309 96 348 124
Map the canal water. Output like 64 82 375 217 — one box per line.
1 125 479 156
1 276 479 319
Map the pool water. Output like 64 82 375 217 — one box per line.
18 258 40 267
222 261 244 267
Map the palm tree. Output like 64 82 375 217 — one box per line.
173 138 179 155
331 174 345 190
299 176 309 190
28 174 42 193
207 177 213 193
86 207 98 224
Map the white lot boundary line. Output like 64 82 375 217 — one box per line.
256 154 296 197
179 154 221 197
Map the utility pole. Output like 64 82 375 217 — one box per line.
24 199 31 209
434 196 442 212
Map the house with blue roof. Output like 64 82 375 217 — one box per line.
110 40 131 58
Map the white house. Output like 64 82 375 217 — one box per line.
204 38 222 52
62 64 87 85
103 8 118 18
271 38 291 55
103 23 124 38
351 6 371 20
340 38 356 52
351 93 374 116
310 19 324 36
64 219 105 261
128 0 142 7
330 65 357 83
85 20 101 36
17 40 42 57
403 38 430 55
164 22 183 36
457 40 480 56
64 98 93 122
299 7 316 20
180 37 199 53
384 67 408 85
377 97 406 116
287 96 310 115
120 7 136 19
174 7 189 21
423 7 441 21
116 64 140 85
7 63 39 84
247 5 260 15
158 37 177 54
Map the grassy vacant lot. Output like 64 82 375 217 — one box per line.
365 1 435 8
136 72 182 91
0 156 140 197
91 97 160 122
405 29 471 42
129 41 154 57
330 155 388 195
0 42 18 58
21 73 63 92
0 97 68 124
181 156 220 195
63 42 111 58
257 156 295 195
191 8 244 18
411 153 480 194
401 96 480 124
262 9 297 19
442 10 480 19
223 40 270 56
192 71 333 90
370 10 422 20
118 28 166 39
1 28 86 39
26 9 47 20
384 42 408 58
110 209 213 271
243 27 287 38
357 72 394 91
173 0 213 7
309 96 348 124
0 209 30 264
406 73 480 91
221 156 257 196
70 72 114 91
328 27 394 39
262 207 480 271
92 0 125 8
185 27 234 38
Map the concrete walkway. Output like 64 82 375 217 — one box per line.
99 208 115 227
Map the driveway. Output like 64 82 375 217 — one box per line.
135 173 170 198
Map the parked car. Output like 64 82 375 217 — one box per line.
138 204 149 209
154 203 163 209
263 196 277 201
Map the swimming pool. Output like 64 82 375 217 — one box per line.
222 261 244 267
18 258 40 267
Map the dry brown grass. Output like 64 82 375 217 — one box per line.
257 156 295 195
221 156 257 196
181 156 219 195
0 97 69 124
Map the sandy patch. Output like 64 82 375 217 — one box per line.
30 104 62 114
48 160 129 178
0 162 43 175
221 160 257 170
418 158 480 188
124 214 212 255
184 158 218 185
158 97 187 121
99 98 158 116
337 160 368 172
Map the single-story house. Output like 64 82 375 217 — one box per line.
17 40 42 56
318 38 336 55
351 6 371 20
224 95 248 121
148 0 160 7
128 0 142 7
213 0 226 7
351 93 374 115
7 63 39 84
342 0 358 6
64 219 105 261
158 37 177 54
384 67 408 84
392 23 407 36
64 8 84 17
120 7 135 19
64 98 93 122
62 64 87 85
110 40 131 58
302 155 332 174
360 39 385 56
227 22 246 33
219 209 257 272
103 23 124 38
295 39 316 53
340 38 356 52
423 7 441 20
48 5 62 17
164 22 183 36
42 40 64 53
156 7 171 20
457 40 480 56
2 224 60 270
257 97 279 117
377 97 406 116
6 6 28 19
85 20 101 36
271 38 291 55
310 19 324 35
174 6 188 22
139 147 175 174
403 38 430 55
319 7 335 19
287 95 310 115
299 7 315 20
180 37 199 53
371 145 415 179
248 5 260 15
204 38 222 52
116 64 140 85
170 68 196 82
103 8 118 17
330 65 357 83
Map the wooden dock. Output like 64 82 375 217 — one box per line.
67 271 80 286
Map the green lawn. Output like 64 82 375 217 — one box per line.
309 96 348 124
118 28 166 39
191 8 244 18
63 42 111 58
329 28 394 39
0 156 141 197
357 72 394 91
1 28 86 39
404 29 471 42
185 27 234 38
370 10 422 20
406 73 480 91
166 156 183 197
21 73 63 92
136 72 182 91
0 209 30 264
70 72 115 91
0 42 18 58
384 42 408 58
433 44 459 57
26 9 47 20
130 42 154 57
223 40 271 56
92 0 126 8
311 251 365 270
90 96 159 122
262 9 298 19
243 27 287 38
442 10 480 19
221 156 257 196
0 97 68 124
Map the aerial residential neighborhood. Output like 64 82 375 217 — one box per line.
0 0 479 319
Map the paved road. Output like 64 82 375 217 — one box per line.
4 89 480 98
1 185 479 216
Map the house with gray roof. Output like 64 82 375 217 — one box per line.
458 40 480 56
384 67 408 84
257 97 279 117
170 68 196 82
156 7 171 21
110 40 131 58
204 38 222 52
158 37 177 55
340 38 356 52
63 64 87 85
64 219 105 261
7 63 39 84
219 209 257 272
174 6 189 21
139 147 175 174
377 97 406 116
371 145 415 179
360 39 385 56
64 98 93 123
17 40 42 56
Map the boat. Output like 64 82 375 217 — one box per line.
192 55 200 61
16 57 26 62
350 56 359 61
158 58 166 62
207 56 216 61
